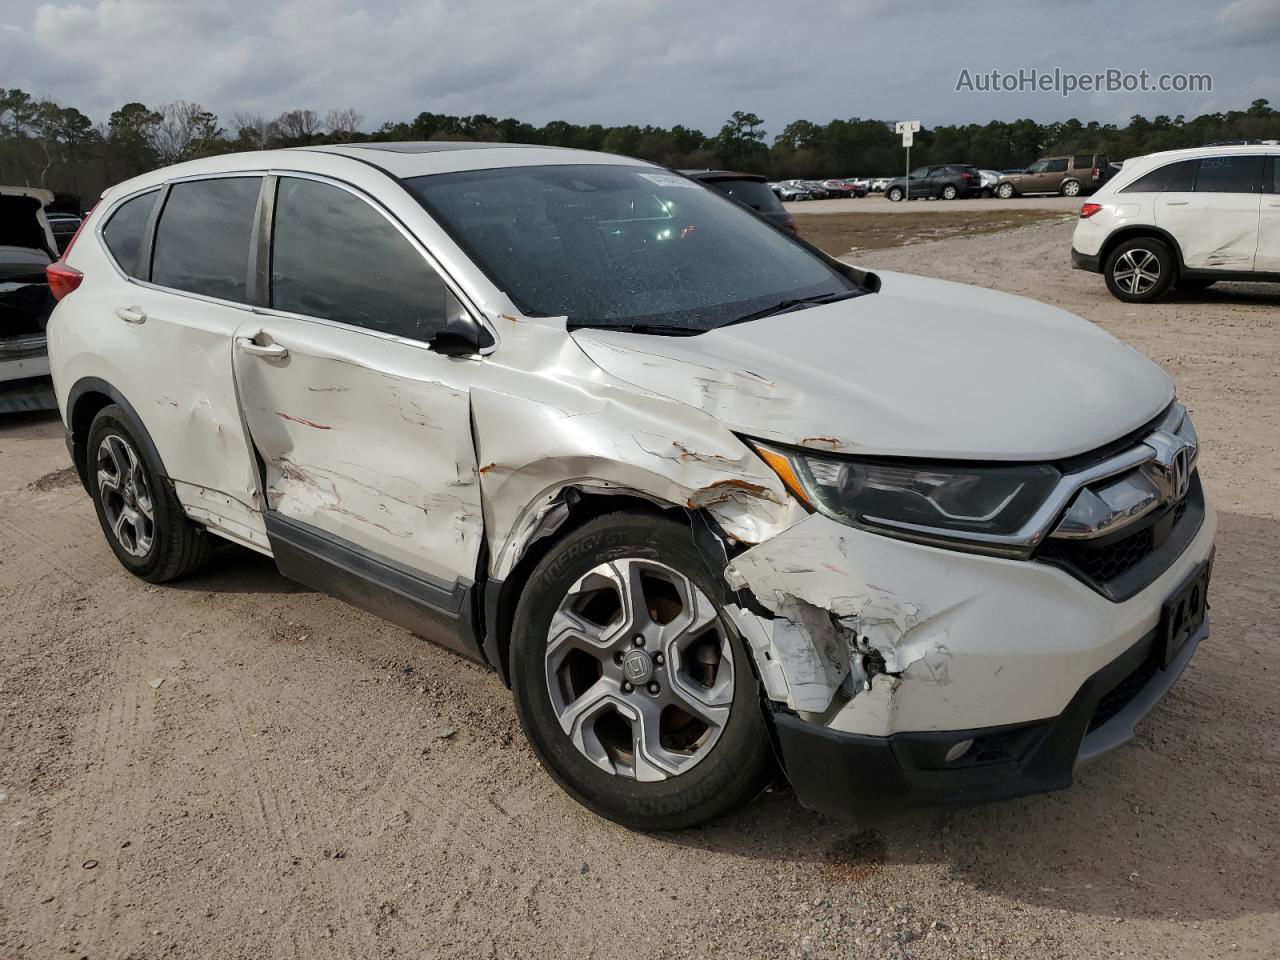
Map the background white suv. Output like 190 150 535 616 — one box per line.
1072 145 1280 302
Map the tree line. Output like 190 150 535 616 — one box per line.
1 87 1277 207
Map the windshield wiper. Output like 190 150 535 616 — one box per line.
718 289 861 329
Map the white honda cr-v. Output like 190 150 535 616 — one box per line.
44 143 1215 828
1072 144 1279 302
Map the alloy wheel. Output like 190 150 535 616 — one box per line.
544 558 735 782
1063 180 1081 196
96 434 154 558
1112 248 1162 296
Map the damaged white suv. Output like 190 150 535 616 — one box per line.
45 144 1215 829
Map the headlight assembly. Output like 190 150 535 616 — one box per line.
753 441 1061 543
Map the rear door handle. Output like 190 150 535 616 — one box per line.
115 306 146 324
236 336 289 360
1164 200 1190 206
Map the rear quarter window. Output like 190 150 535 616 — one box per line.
102 190 158 278
1045 159 1069 173
151 177 261 301
1120 159 1197 194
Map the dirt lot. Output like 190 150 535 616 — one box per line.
2 218 1278 960
793 208 1068 257
786 195 1083 215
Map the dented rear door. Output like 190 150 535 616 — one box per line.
232 174 485 656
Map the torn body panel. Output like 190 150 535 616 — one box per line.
470 317 807 583
724 508 1217 737
232 313 484 587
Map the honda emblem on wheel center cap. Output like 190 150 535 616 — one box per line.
622 649 654 684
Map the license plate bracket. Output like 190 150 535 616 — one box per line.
1158 552 1213 669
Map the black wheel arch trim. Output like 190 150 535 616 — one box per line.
1099 225 1186 274
66 376 173 492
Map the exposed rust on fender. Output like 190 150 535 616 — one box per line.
802 436 842 449
276 412 332 430
686 477 783 509
478 462 497 474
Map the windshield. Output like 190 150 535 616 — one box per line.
405 164 860 334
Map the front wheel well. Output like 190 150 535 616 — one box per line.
481 488 732 686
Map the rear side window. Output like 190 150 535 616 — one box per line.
706 179 784 213
1121 159 1196 194
1044 159 1069 173
270 177 451 341
151 177 261 301
1194 155 1264 194
102 190 157 278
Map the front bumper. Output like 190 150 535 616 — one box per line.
774 616 1207 820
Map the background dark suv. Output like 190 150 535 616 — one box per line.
884 165 982 201
681 169 796 231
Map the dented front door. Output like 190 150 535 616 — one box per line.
232 315 484 637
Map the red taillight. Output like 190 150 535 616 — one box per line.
45 206 91 301
1079 202 1102 219
46 260 83 300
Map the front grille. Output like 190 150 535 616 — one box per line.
1088 654 1159 732
1035 472 1202 602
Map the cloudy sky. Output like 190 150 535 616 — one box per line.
1 0 1277 136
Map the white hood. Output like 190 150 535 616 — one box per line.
571 271 1174 461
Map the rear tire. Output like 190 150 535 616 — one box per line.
87 404 213 583
510 512 775 830
942 184 958 200
1104 237 1175 303
1061 179 1082 197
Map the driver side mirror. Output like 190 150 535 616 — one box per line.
428 323 493 358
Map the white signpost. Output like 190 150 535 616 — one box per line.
896 121 921 200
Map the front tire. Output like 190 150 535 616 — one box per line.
510 512 775 830
1104 237 1175 303
87 404 213 582
996 182 1016 199
886 186 904 202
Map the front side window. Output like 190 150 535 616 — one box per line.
151 177 261 301
271 177 452 342
406 164 862 334
1194 155 1264 194
102 190 158 278
1026 160 1049 174
909 166 930 178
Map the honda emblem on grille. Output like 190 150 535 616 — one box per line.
1169 446 1191 501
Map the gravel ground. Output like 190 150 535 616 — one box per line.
786 194 1083 215
1 218 1277 960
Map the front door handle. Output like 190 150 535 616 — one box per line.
1164 200 1190 206
236 336 289 360
115 306 146 324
